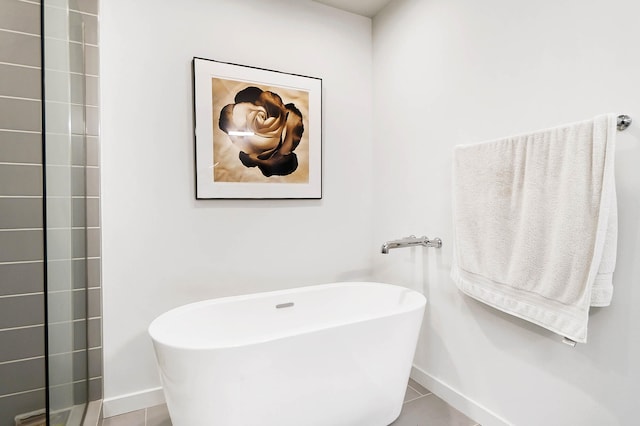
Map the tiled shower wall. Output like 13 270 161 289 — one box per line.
0 0 102 424
0 1 46 422
45 0 102 412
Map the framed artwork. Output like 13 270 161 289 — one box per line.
192 57 322 199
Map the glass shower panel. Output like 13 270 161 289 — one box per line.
44 1 89 424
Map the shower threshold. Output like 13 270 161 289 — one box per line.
15 404 85 426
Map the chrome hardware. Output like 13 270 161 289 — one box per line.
617 114 632 131
276 302 295 309
381 235 443 254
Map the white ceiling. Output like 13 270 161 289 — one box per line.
312 0 393 18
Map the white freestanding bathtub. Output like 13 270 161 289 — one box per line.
148 282 426 426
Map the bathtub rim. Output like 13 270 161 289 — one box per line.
148 281 426 350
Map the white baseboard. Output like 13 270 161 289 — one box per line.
104 367 510 424
103 387 165 418
410 365 512 426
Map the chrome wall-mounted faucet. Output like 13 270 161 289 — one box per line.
381 235 442 254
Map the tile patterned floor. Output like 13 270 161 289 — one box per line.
101 379 479 426
392 379 479 426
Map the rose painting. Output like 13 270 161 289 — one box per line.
212 78 310 184
193 57 321 199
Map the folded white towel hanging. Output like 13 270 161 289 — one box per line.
451 113 618 343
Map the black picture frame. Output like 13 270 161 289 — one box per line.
192 57 322 199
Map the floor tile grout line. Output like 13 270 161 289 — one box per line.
403 393 434 405
407 383 433 397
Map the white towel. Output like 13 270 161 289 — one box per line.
451 114 617 343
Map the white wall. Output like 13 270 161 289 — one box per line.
102 0 640 422
100 0 374 413
373 0 640 425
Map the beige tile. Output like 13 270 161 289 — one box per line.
70 166 85 196
0 389 45 426
89 376 102 401
50 382 76 412
0 197 43 229
404 385 421 402
71 258 86 289
0 63 40 99
68 0 98 15
71 227 86 259
45 0 69 9
0 261 43 296
88 347 102 378
46 197 72 229
69 74 83 106
43 4 70 40
72 380 89 409
0 325 44 362
71 135 85 165
69 105 99 137
0 130 42 164
86 197 100 227
45 101 72 135
0 229 43 262
86 166 100 196
85 45 100 76
69 43 99 76
87 227 100 257
46 228 72 261
86 105 100 136
72 350 87 381
86 136 100 166
44 38 71 73
88 287 101 317
44 166 73 198
47 321 73 355
48 351 75 386
69 11 98 45
72 288 86 320
72 319 86 351
0 30 40 67
0 97 41 132
391 393 478 426
0 0 40 35
70 104 84 135
408 377 431 395
0 164 42 196
70 136 101 167
87 317 101 348
147 404 172 426
47 259 73 292
68 74 100 106
102 409 145 426
45 69 72 104
0 357 45 395
44 133 72 166
86 76 100 107
48 289 73 323
87 257 101 287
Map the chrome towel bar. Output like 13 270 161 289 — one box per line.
381 235 442 254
